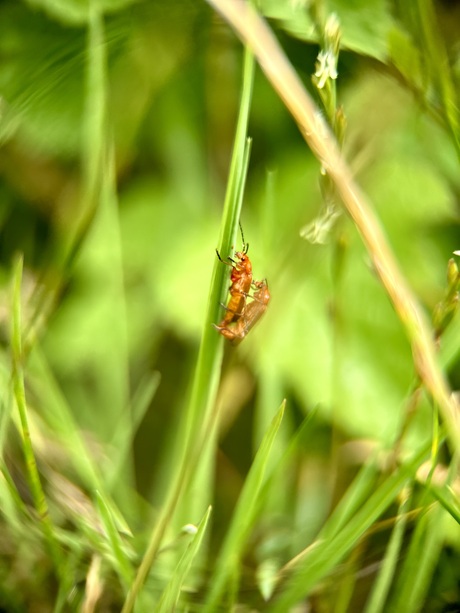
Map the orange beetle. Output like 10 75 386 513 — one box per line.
214 279 270 345
216 226 253 326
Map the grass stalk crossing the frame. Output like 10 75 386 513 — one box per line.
122 46 256 613
206 0 460 453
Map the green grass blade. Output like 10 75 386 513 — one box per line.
364 490 413 613
121 46 255 613
10 256 63 576
30 347 132 536
156 506 212 613
416 0 460 156
0 351 14 453
64 3 107 268
421 481 460 525
321 457 381 541
0 460 28 527
107 371 161 489
89 141 132 487
271 443 431 611
213 44 255 277
279 453 381 577
130 372 162 435
95 490 134 589
334 546 361 613
203 401 285 611
177 131 253 528
390 455 459 612
206 0 459 454
389 504 444 613
23 0 111 370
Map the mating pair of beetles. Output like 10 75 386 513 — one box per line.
214 226 270 345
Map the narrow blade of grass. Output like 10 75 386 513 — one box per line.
390 454 459 612
65 3 107 268
321 457 381 542
364 489 413 613
156 506 212 613
420 481 460 525
271 443 430 611
30 347 132 536
95 491 134 590
279 454 380 576
10 256 63 576
203 401 285 611
334 545 363 613
121 46 255 613
0 460 28 527
206 0 459 454
415 0 460 156
388 504 443 613
107 371 161 489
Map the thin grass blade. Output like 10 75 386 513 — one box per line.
203 401 285 611
270 443 430 611
389 504 444 613
156 506 212 613
364 489 413 613
95 490 134 590
121 46 255 613
11 256 63 576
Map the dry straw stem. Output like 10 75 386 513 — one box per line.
206 0 460 450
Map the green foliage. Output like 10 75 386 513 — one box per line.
0 0 459 611
260 0 395 60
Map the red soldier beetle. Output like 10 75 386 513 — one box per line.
214 279 271 345
216 224 253 326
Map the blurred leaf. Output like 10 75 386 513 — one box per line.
0 3 199 159
24 0 139 25
388 26 423 91
0 4 86 153
260 0 395 60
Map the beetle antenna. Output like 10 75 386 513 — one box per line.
239 222 249 254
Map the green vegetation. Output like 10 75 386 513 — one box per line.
0 0 459 611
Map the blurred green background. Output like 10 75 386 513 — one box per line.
1 0 460 610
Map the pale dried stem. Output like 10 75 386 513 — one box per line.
207 0 460 450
